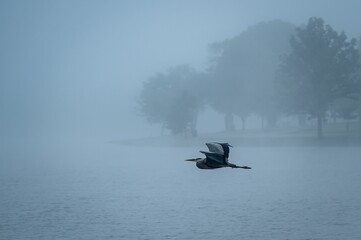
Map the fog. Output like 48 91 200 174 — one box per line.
2 1 361 239
1 0 361 140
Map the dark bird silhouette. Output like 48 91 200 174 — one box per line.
186 142 251 170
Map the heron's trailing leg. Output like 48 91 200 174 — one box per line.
228 163 252 169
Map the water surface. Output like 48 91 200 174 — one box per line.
1 139 361 239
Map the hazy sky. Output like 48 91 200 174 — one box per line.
1 0 361 139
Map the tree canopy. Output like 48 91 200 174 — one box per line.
139 65 204 135
207 20 295 130
276 17 360 137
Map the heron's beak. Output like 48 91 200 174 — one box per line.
185 159 198 162
228 144 233 147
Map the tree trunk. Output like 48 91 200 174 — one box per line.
241 116 246 131
317 115 323 139
346 120 350 132
225 113 235 132
298 114 306 127
161 123 165 136
190 115 198 137
267 115 277 129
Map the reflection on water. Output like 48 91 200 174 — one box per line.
1 139 361 239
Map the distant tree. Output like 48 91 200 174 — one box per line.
357 35 361 122
205 46 240 131
332 98 359 131
139 72 171 133
276 17 360 138
165 91 199 135
139 65 204 135
207 20 294 130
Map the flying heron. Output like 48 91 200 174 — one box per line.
186 142 251 169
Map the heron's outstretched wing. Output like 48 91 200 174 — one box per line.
200 151 225 164
219 143 231 159
206 142 232 158
205 142 224 155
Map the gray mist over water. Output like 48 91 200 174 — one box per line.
1 1 361 239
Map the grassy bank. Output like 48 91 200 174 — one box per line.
113 121 361 147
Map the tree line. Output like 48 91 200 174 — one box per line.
138 18 361 138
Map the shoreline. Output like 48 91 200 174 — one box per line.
112 133 361 147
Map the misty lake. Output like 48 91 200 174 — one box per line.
1 139 361 240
